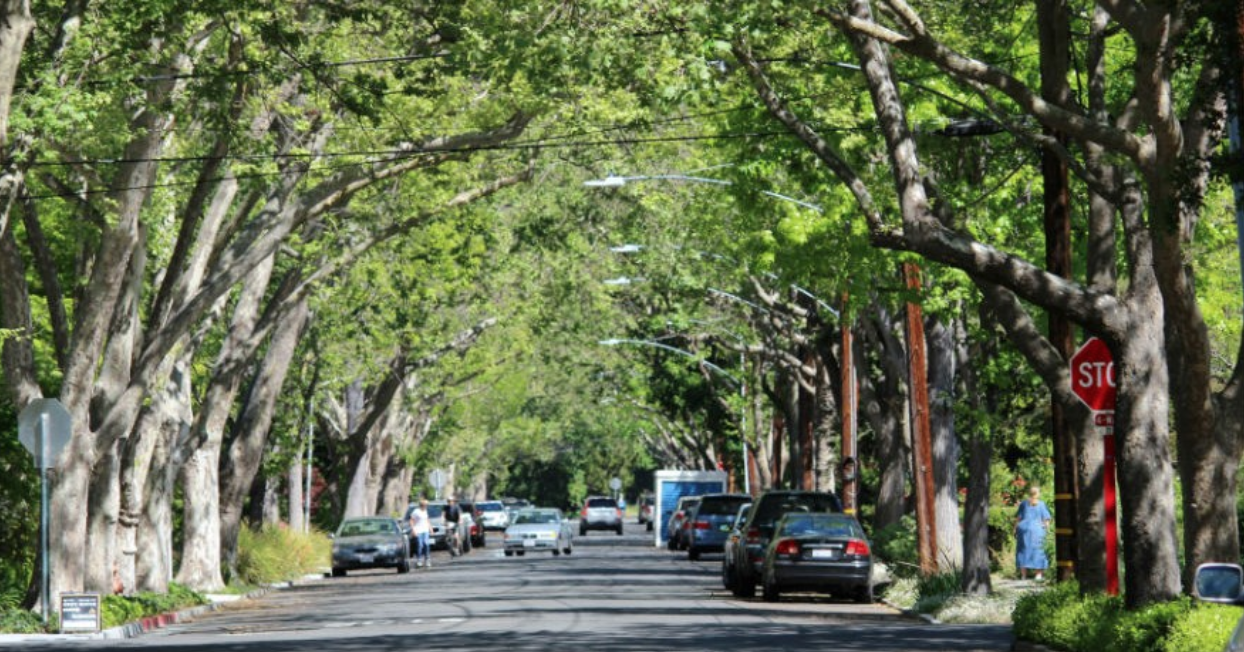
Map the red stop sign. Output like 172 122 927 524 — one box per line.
1070 337 1116 411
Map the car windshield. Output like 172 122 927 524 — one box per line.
778 514 861 538
698 497 751 515
338 519 395 537
427 504 445 517
755 493 842 525
514 511 559 524
479 502 504 512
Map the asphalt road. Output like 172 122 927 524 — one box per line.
26 520 1013 651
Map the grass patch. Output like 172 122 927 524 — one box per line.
234 524 330 586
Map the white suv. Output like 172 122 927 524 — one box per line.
579 496 624 535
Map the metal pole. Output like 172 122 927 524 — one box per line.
842 316 857 515
39 413 49 623
305 396 313 532
740 350 750 495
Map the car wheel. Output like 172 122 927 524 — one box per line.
517 550 526 557
667 536 676 551
722 561 735 590
504 550 514 557
762 574 780 602
688 548 701 561
854 582 873 604
647 521 653 532
553 549 561 556
462 535 472 553
479 535 486 548
331 567 346 578
564 545 573 555
397 558 410 574
579 526 587 536
616 524 623 535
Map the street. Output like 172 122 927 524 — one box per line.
28 521 1013 651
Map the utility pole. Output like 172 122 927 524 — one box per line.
841 298 858 515
904 263 938 575
1038 0 1079 582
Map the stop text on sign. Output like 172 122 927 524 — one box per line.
1075 360 1115 390
1070 337 1117 412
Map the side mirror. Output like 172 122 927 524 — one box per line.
328 533 335 540
1193 563 1244 604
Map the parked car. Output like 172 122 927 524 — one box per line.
460 501 487 548
726 490 843 597
580 495 624 535
638 495 656 530
722 502 753 591
685 493 752 561
331 516 411 576
666 496 701 551
504 508 574 557
759 512 872 603
477 500 511 531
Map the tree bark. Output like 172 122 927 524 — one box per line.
926 315 963 570
219 297 310 574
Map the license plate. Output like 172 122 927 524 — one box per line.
523 539 536 548
357 554 374 563
719 524 731 532
810 549 837 560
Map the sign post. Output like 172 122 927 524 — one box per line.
1070 337 1118 595
18 398 73 622
428 468 447 500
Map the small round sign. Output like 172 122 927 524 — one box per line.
609 477 622 491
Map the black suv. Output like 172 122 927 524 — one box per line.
724 490 842 597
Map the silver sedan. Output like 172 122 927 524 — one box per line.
503 508 574 557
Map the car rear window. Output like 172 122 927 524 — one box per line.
754 493 842 525
479 502 504 512
587 498 617 508
697 496 751 515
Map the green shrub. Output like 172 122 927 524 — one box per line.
0 607 46 633
1014 582 1242 652
1162 603 1242 652
872 516 919 577
913 570 963 613
101 583 208 629
235 525 330 586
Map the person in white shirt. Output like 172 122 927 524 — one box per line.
409 498 432 568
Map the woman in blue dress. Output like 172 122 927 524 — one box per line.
1015 486 1052 580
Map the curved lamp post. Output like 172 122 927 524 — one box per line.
599 337 750 494
585 169 926 536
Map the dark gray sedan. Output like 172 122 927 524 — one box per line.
760 512 872 603
331 516 411 576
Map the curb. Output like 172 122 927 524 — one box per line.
0 575 320 643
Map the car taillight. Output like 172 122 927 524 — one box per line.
845 539 870 556
694 521 709 530
775 539 801 556
581 507 588 518
616 508 622 518
746 527 761 544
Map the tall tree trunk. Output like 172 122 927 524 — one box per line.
860 303 908 532
960 314 994 595
926 315 963 570
219 297 310 574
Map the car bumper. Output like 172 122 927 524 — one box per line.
332 551 406 569
769 559 871 591
504 538 561 551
